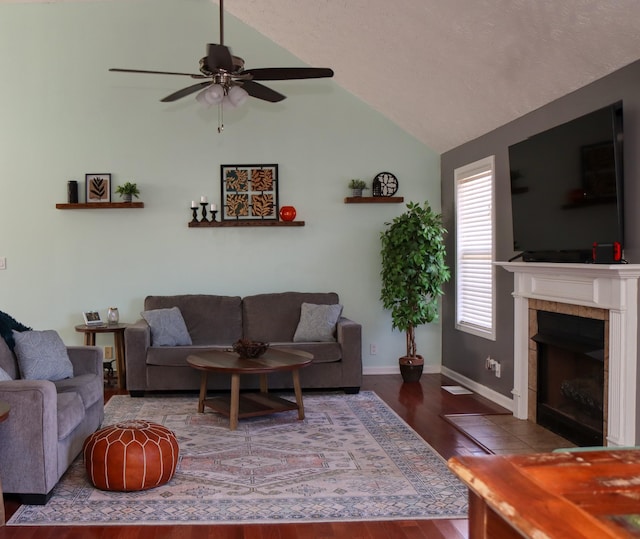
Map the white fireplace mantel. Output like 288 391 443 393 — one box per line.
497 262 640 446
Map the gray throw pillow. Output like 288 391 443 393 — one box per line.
293 303 343 342
12 329 74 381
141 307 193 347
0 366 12 381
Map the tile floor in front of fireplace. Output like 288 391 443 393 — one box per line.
444 413 577 455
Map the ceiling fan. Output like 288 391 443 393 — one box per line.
109 0 334 130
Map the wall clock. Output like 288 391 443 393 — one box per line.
372 172 399 197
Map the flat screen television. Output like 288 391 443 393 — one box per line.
508 101 624 263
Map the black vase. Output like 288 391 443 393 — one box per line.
400 363 424 383
67 181 78 203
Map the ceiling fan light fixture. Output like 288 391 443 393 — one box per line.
196 83 225 106
227 85 249 107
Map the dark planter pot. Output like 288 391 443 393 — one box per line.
399 355 424 383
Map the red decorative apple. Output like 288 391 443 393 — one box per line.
279 206 297 221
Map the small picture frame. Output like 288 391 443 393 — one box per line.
85 174 111 203
82 310 104 326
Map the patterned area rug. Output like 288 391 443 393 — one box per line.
8 391 467 526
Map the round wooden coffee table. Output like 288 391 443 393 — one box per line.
187 348 313 430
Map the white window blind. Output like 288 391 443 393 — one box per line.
455 156 495 340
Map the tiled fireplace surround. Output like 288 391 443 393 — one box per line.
498 262 640 447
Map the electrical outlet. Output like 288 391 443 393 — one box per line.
485 356 492 369
495 361 501 378
370 343 377 355
0 257 6 270
104 346 113 360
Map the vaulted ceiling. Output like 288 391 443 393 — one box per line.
221 0 640 153
7 0 640 153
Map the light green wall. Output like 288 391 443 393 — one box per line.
0 0 441 372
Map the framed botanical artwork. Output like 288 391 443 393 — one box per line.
221 164 279 221
85 173 111 203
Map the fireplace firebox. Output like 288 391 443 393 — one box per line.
533 311 605 446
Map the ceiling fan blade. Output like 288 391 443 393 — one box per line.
244 67 334 81
242 81 286 103
207 44 234 72
110 68 206 78
160 81 212 102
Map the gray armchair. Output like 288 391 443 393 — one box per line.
0 338 104 504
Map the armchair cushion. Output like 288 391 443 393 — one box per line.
0 366 11 381
13 330 74 381
293 303 343 342
0 336 18 379
141 307 192 347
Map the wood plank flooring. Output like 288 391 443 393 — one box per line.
0 373 509 539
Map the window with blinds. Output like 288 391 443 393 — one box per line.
454 156 496 340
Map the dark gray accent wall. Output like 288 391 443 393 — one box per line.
440 59 640 399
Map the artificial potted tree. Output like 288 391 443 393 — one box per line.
380 201 450 382
115 181 140 203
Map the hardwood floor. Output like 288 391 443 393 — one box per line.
0 373 509 539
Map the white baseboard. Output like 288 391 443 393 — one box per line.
363 364 441 376
440 366 514 412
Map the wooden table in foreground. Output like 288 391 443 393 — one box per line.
187 348 313 430
448 449 640 538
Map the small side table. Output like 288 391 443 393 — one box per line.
75 324 128 389
0 400 10 526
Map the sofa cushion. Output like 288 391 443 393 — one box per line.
13 330 74 381
144 295 242 345
145 345 227 367
141 307 193 347
293 303 343 342
0 337 17 379
56 391 86 440
243 292 340 342
55 373 103 408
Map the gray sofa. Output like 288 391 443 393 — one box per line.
125 292 362 395
0 338 104 504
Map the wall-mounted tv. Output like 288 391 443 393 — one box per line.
508 101 624 263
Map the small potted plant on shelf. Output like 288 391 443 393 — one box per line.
348 179 369 197
380 201 450 382
115 182 140 203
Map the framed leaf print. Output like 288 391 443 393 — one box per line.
221 164 279 221
85 174 111 203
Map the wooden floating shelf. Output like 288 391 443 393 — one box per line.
344 197 404 204
189 220 305 228
56 202 144 209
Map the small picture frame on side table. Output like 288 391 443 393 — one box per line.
85 174 111 203
82 310 104 326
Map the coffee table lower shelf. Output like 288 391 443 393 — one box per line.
203 392 300 419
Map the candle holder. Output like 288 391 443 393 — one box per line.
200 202 208 222
210 210 218 222
190 206 199 223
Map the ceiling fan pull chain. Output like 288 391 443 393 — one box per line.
218 104 224 133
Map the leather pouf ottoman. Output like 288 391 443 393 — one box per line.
83 420 179 491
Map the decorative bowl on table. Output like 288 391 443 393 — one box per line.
232 339 270 359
